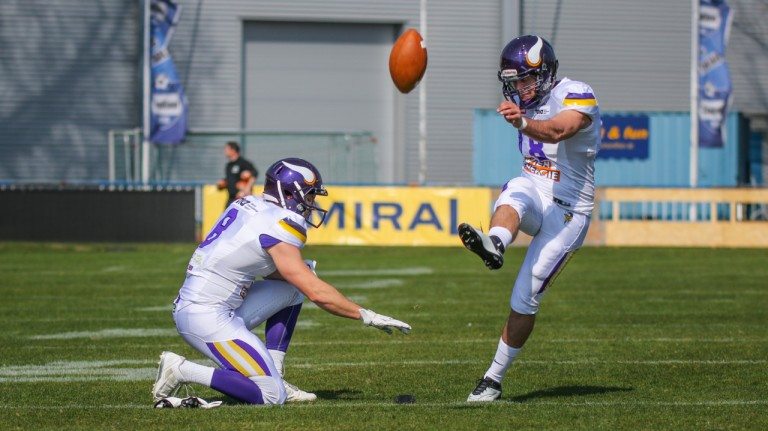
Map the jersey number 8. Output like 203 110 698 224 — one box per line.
199 208 239 248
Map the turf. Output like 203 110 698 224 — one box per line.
0 242 766 430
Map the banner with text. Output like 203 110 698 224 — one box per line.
698 0 732 148
202 186 492 247
149 0 188 144
598 114 650 159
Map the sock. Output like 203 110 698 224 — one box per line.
265 303 302 353
210 368 265 404
268 349 286 377
484 338 521 383
489 226 513 250
178 359 214 386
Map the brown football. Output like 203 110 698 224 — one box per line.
389 29 428 94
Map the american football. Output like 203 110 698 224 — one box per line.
389 28 428 93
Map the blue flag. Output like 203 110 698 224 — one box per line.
150 0 187 144
698 0 732 148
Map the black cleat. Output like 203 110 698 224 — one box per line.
458 223 504 270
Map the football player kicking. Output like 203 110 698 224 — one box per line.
458 35 600 402
152 158 411 406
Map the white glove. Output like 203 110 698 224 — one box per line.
304 259 317 275
359 308 411 335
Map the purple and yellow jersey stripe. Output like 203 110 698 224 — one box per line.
563 92 597 107
207 339 271 377
278 218 307 243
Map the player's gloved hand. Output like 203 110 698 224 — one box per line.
359 308 411 335
304 259 317 275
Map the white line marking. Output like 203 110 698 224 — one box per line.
334 279 404 289
320 267 433 277
20 337 768 349
304 296 366 310
101 265 127 273
29 328 178 340
0 399 765 409
135 306 172 312
289 359 768 368
0 356 764 383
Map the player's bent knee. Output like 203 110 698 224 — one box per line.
254 376 287 405
510 297 539 315
290 290 305 307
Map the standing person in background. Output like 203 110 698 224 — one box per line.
217 141 258 207
458 35 600 402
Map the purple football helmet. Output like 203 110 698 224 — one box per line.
498 35 558 109
263 158 329 228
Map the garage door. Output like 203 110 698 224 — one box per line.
243 21 398 182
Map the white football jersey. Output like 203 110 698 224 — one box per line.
178 195 308 308
519 77 600 215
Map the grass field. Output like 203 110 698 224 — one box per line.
0 242 766 430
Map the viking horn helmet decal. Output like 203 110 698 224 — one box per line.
525 37 543 67
282 161 317 185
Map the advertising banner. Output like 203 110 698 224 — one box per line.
202 186 493 247
698 0 732 148
149 0 188 144
598 115 650 159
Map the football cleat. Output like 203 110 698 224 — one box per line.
458 223 505 270
284 380 317 403
154 396 223 409
152 351 185 401
467 377 502 402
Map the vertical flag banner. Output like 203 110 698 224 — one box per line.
698 0 732 148
150 0 187 144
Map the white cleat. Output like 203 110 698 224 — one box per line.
284 380 317 403
152 351 185 401
467 377 502 402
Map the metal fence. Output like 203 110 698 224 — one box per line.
108 129 378 185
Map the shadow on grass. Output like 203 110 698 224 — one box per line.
508 385 634 403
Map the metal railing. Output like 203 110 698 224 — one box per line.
108 129 378 184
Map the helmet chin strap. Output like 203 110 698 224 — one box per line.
276 180 287 208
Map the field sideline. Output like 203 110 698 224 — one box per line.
0 243 766 430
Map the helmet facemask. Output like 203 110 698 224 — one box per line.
273 179 329 228
498 67 555 109
263 158 329 228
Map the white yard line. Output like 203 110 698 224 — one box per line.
320 267 433 277
20 337 768 349
289 359 768 369
334 279 404 289
0 399 766 409
29 328 178 340
0 356 763 383
135 306 172 312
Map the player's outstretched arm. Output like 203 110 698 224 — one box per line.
267 242 411 334
498 100 590 143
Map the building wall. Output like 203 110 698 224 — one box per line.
521 0 768 114
0 0 139 182
167 0 500 185
0 0 765 184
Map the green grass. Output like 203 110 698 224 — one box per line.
0 242 766 430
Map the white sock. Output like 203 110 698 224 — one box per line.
269 349 286 377
179 360 214 386
488 226 513 249
484 338 521 383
